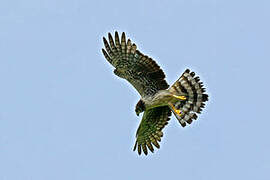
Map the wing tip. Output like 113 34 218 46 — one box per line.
133 141 137 151
115 31 119 38
108 32 113 40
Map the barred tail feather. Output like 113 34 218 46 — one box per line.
169 69 208 127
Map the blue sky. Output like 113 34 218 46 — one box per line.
0 0 269 179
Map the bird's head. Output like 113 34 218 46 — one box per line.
135 100 145 116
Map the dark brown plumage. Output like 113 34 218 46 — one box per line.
102 32 209 155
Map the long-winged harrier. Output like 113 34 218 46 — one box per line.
102 32 209 155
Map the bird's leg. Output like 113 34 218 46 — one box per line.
168 102 183 116
172 95 187 101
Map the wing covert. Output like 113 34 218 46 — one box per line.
133 106 172 155
102 31 169 97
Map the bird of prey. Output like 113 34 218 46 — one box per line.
102 31 209 155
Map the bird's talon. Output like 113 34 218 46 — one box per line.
169 103 183 116
173 95 187 100
175 109 182 116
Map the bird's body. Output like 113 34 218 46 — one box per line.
102 31 209 155
141 90 184 110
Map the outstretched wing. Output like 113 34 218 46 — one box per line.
133 106 172 155
102 32 169 97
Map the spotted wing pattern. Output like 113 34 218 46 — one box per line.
133 106 172 155
102 32 169 97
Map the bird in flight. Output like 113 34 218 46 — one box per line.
102 32 209 155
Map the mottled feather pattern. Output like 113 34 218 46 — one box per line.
102 32 209 156
170 69 208 127
102 32 169 97
133 106 171 155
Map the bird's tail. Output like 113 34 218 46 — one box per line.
168 69 209 127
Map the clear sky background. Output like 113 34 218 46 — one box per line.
0 0 269 179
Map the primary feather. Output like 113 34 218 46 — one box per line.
102 31 209 155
